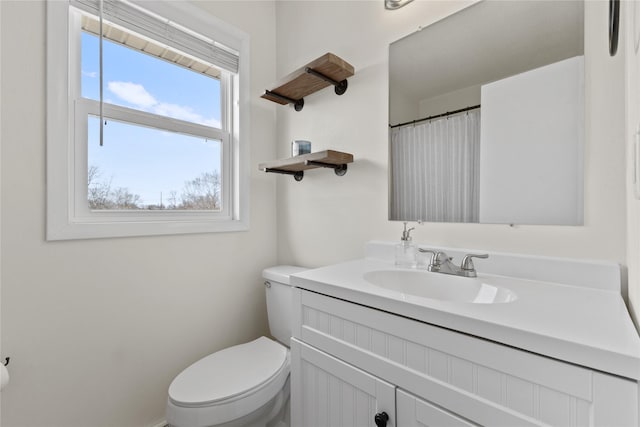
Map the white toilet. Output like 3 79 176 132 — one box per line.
166 266 306 427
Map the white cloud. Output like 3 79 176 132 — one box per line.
82 70 98 78
154 103 200 123
154 103 221 128
108 81 157 108
107 80 220 128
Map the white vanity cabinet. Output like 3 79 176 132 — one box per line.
291 340 395 426
291 288 639 427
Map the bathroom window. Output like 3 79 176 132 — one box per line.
46 0 250 240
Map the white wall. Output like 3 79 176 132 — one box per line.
388 87 417 126
0 1 278 426
392 83 481 125
479 56 584 225
418 84 480 119
275 1 627 280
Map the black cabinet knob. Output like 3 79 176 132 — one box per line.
374 411 389 427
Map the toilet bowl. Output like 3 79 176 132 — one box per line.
166 266 307 427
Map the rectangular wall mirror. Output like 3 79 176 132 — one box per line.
388 0 585 225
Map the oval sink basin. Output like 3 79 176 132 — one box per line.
363 270 517 304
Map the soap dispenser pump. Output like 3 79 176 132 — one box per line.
395 222 417 268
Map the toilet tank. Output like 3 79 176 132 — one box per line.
263 266 307 345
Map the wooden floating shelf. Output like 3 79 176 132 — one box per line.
261 53 355 111
258 150 354 181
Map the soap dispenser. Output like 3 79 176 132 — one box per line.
395 222 417 268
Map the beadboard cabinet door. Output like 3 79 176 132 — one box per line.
396 389 477 427
291 339 396 427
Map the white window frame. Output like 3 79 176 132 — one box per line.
46 0 250 240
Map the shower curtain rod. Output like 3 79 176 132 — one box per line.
389 104 481 129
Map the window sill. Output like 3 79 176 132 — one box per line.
46 214 249 241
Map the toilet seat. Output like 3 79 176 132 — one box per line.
168 336 289 421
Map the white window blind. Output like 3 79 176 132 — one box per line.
70 0 240 74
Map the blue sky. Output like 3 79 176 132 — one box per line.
82 32 222 207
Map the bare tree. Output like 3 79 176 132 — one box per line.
167 190 179 209
88 165 114 209
88 166 219 210
88 165 143 210
180 172 221 210
112 187 142 209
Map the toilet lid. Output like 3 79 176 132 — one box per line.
168 337 288 406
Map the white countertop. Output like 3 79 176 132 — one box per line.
291 245 640 380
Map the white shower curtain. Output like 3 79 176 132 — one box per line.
390 110 481 222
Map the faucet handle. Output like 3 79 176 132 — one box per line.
434 251 452 264
418 249 449 271
418 248 437 265
420 250 451 265
461 253 489 272
418 248 451 264
418 248 436 254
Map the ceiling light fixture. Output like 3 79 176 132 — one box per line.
385 0 414 10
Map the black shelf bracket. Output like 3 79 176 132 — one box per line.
263 69 348 113
264 90 304 112
305 67 349 95
305 160 348 176
264 168 304 181
263 162 348 181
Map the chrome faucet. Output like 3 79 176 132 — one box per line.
418 249 488 278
